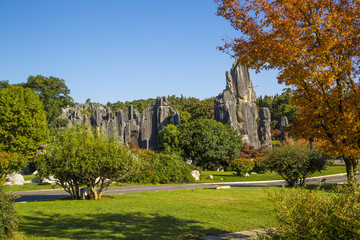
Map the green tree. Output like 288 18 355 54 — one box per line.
37 126 140 200
0 86 49 156
159 119 243 170
158 124 182 155
23 75 74 129
265 143 327 186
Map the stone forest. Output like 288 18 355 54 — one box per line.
59 62 273 150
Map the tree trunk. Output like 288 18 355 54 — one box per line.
344 157 357 184
91 186 99 200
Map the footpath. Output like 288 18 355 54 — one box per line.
192 229 269 240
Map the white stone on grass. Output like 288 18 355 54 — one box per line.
191 170 200 181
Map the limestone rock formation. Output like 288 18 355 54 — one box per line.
258 107 272 148
280 116 289 140
139 97 180 149
59 97 180 150
214 62 260 148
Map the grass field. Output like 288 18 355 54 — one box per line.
198 165 346 183
13 187 279 239
6 165 347 193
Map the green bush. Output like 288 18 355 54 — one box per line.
252 158 267 174
265 144 326 186
266 185 360 239
231 158 255 176
0 182 18 239
123 149 194 184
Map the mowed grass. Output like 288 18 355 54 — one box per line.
198 165 347 183
14 187 279 240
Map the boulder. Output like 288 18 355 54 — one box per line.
214 62 260 148
5 173 25 185
42 176 57 185
31 177 41 183
191 170 200 181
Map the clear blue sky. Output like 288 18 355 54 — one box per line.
0 0 285 104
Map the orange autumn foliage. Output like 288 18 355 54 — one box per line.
216 0 360 182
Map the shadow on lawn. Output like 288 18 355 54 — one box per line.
19 211 223 239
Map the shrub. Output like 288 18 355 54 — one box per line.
238 144 269 159
0 182 18 239
231 158 255 176
0 152 27 179
266 185 360 239
37 126 140 200
252 157 267 174
123 149 194 184
265 143 326 186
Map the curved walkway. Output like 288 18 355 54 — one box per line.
12 173 353 203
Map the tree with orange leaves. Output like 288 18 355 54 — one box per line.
216 0 360 183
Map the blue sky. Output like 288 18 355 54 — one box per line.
0 0 284 104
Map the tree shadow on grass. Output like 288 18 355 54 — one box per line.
19 211 224 239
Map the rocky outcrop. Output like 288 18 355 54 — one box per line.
214 62 260 148
139 97 180 149
280 116 289 140
59 97 180 150
258 107 272 148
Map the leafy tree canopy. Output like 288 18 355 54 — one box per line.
37 126 140 200
0 86 49 156
158 119 243 170
23 75 74 129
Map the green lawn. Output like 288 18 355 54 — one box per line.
7 165 347 193
198 165 347 183
13 187 279 240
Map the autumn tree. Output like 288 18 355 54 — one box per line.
216 0 360 183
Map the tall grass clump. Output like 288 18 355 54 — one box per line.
266 185 360 239
0 182 18 239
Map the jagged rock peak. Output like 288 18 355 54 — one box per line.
214 62 260 148
225 62 256 103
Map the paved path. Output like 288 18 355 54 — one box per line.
12 173 354 203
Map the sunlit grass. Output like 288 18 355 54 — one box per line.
14 187 279 239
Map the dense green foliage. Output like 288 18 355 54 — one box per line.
106 98 155 113
122 149 194 184
0 182 18 239
23 75 74 129
0 86 49 156
267 186 360 239
265 144 327 186
0 152 26 179
231 158 255 176
158 119 243 170
257 92 297 129
37 126 140 200
167 95 215 123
